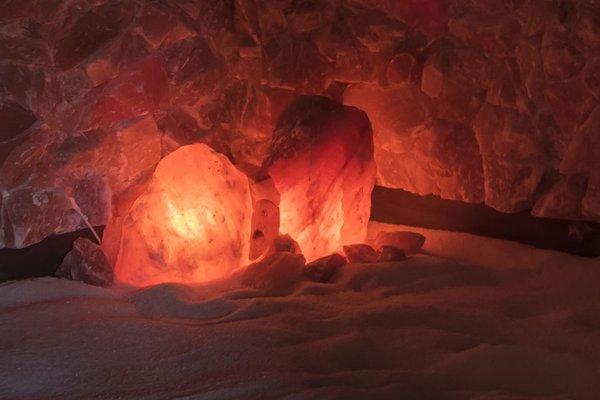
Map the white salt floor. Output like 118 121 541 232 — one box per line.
1 222 600 399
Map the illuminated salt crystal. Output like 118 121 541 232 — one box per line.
112 143 252 286
264 96 376 262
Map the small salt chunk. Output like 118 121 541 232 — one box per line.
374 231 426 254
377 245 407 262
304 253 347 283
56 237 113 287
343 244 378 263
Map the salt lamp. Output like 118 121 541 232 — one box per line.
264 96 376 261
112 143 252 286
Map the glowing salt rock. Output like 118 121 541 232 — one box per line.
113 143 252 286
264 96 376 262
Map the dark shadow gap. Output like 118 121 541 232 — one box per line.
371 186 600 258
0 227 105 282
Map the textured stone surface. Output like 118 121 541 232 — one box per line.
265 96 376 262
1 0 599 251
113 144 253 286
56 237 113 287
532 174 588 221
474 104 547 212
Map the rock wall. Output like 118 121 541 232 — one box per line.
0 0 598 248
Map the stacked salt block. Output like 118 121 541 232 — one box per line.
264 96 376 262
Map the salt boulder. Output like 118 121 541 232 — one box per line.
112 143 253 286
56 237 113 287
264 96 376 262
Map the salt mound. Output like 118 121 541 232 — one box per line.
1 224 599 399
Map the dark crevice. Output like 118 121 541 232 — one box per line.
371 186 600 257
0 226 105 282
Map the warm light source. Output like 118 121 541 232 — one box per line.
112 143 253 286
165 200 216 239
106 97 375 286
265 96 376 261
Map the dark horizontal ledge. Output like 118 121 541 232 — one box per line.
0 226 105 283
370 186 600 258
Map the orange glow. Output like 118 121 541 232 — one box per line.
267 102 376 262
113 143 252 286
165 200 216 239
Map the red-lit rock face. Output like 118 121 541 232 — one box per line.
0 0 598 250
265 96 376 261
112 143 252 286
344 84 484 204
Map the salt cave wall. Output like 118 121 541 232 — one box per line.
0 0 599 249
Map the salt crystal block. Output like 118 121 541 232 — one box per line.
113 143 253 286
264 96 376 262
343 244 379 263
374 231 426 254
304 253 348 283
56 237 113 287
